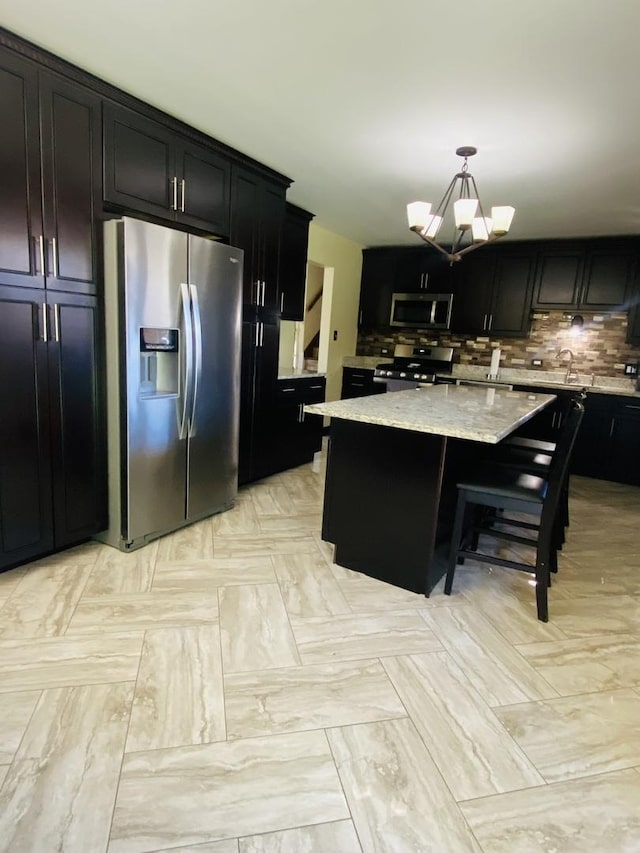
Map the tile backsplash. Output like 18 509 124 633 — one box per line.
357 311 640 377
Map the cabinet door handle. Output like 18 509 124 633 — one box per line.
309 384 323 389
51 237 59 278
180 179 186 212
359 310 363 325
53 303 60 342
488 314 493 331
260 321 264 346
41 303 49 342
624 404 640 410
255 323 260 347
483 314 487 330
170 177 178 210
551 411 556 429
280 291 285 312
262 280 266 306
34 235 46 275
281 387 296 392
609 418 616 438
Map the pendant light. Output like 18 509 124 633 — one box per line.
407 146 515 264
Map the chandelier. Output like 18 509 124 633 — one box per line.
407 146 515 264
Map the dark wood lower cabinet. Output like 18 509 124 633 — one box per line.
0 286 53 568
270 377 325 473
239 318 280 485
0 285 106 571
239 331 326 485
505 383 640 486
47 293 106 547
341 367 385 399
571 394 640 485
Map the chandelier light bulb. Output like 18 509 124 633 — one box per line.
407 201 432 230
490 206 516 236
423 214 442 239
453 198 478 230
472 216 493 242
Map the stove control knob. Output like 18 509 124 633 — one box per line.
386 370 393 377
399 372 406 378
413 373 420 379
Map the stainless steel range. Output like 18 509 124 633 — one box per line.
373 344 454 391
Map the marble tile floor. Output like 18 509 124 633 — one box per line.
1 456 640 852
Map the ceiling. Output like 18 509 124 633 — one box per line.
2 0 640 247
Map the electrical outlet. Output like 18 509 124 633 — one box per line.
531 358 543 367
624 362 638 376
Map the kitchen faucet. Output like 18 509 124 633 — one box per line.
557 348 579 384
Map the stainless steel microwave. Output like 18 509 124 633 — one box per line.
389 292 453 329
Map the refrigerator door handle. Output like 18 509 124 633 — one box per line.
179 282 194 440
189 283 203 437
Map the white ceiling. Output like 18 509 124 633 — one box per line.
2 0 640 247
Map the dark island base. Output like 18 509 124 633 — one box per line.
321 418 481 595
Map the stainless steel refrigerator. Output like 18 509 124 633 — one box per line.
99 217 243 551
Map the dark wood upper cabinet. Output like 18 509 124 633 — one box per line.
279 203 313 320
103 103 173 216
178 141 230 234
103 102 231 236
0 52 101 295
230 169 261 307
490 251 536 335
580 241 637 308
39 73 102 294
446 244 535 337
260 182 286 311
627 297 640 345
450 250 496 334
393 247 454 293
533 238 638 310
358 248 396 328
229 166 287 312
0 53 43 289
533 244 584 308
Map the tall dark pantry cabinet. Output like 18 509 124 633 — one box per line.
230 166 288 485
0 50 105 570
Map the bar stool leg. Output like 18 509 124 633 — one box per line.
445 490 468 595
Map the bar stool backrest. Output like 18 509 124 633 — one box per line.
539 396 585 539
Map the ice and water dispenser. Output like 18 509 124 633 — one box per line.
139 328 179 397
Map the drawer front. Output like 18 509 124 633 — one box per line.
277 377 326 405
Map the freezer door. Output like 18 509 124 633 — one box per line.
123 218 189 542
186 236 243 519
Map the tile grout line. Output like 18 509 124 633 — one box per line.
105 633 147 850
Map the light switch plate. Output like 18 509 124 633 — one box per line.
531 358 543 367
624 362 637 376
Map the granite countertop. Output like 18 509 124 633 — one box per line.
277 370 326 380
305 384 555 444
341 357 640 398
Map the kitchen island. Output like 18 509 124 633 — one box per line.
305 384 555 595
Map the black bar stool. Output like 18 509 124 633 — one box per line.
482 391 587 549
444 398 585 621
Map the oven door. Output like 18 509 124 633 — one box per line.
389 293 453 329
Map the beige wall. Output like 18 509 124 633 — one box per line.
307 223 364 401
